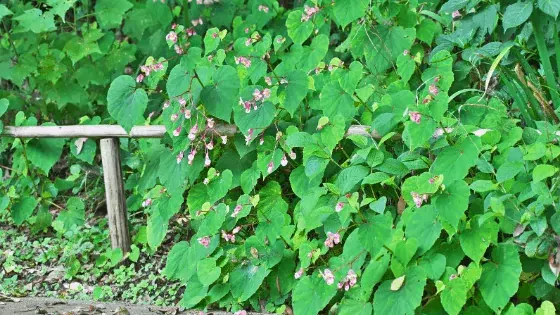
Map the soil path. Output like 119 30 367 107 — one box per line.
0 297 238 315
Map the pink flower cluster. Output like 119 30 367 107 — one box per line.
239 88 271 113
231 204 243 218
166 31 177 43
234 56 252 68
141 198 152 208
301 5 320 22
337 269 357 291
258 5 269 13
267 161 274 174
245 128 254 145
191 18 203 26
136 62 164 83
452 10 462 19
221 226 241 243
324 232 340 248
409 111 421 124
335 202 344 212
320 269 335 285
197 236 211 248
411 192 429 208
429 83 439 96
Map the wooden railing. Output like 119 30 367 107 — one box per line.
2 124 377 252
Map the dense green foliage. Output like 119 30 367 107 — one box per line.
3 0 560 314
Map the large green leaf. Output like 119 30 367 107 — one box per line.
107 75 148 133
293 274 338 315
14 9 56 33
229 263 270 302
405 205 441 255
364 25 415 75
358 213 393 255
281 70 308 116
27 134 65 174
373 266 427 314
147 195 183 249
320 81 356 120
335 165 369 194
200 65 240 121
433 180 470 230
333 0 369 28
479 244 522 312
95 0 133 29
286 10 313 44
441 278 469 315
430 136 481 185
459 217 499 263
502 1 533 30
11 196 38 225
538 0 560 18
55 197 85 231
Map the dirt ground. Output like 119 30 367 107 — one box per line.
0 296 239 315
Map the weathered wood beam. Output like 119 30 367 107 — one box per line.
1 124 378 139
100 138 131 253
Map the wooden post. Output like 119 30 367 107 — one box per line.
100 138 131 253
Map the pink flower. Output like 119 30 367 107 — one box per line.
289 151 296 160
187 149 197 165
166 31 177 43
176 151 184 164
151 63 164 71
403 49 410 56
258 5 269 13
142 198 152 207
259 137 264 145
136 74 144 83
321 269 335 285
411 192 428 208
171 23 177 30
301 5 319 22
197 236 211 248
280 155 288 167
452 10 462 19
409 111 421 124
234 56 251 68
186 27 197 36
245 38 252 46
221 136 228 144
173 126 182 136
206 140 214 150
170 113 178 122
231 204 242 218
244 27 250 34
141 65 151 76
207 118 214 128
267 161 274 174
204 152 211 167
337 269 357 291
280 78 288 84
335 202 344 212
184 109 191 119
253 89 263 101
188 124 198 140
262 88 271 99
264 76 272 86
294 268 304 279
174 45 184 55
429 84 439 96
203 178 209 185
222 230 236 242
178 97 187 106
232 226 242 234
324 231 341 248
163 100 170 109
